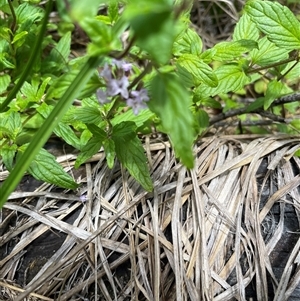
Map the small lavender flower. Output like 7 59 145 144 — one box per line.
96 89 109 104
100 64 112 81
79 194 88 203
126 89 149 115
112 59 132 72
106 76 129 99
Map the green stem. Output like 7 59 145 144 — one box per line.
247 55 299 74
8 0 17 32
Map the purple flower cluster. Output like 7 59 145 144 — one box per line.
96 60 149 115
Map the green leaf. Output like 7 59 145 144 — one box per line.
15 3 44 26
37 103 81 149
18 146 78 189
195 109 209 131
43 32 71 72
103 138 115 169
124 0 174 64
149 73 194 168
233 13 259 41
176 63 195 88
212 39 258 61
263 80 290 110
0 111 22 140
245 0 300 50
12 31 28 47
177 54 218 87
246 97 264 113
48 69 101 99
54 123 82 150
75 136 103 168
81 18 115 56
290 119 300 131
0 26 11 42
112 121 137 141
0 54 15 69
72 106 103 124
250 37 289 66
196 64 250 98
111 109 155 128
75 124 106 168
173 27 203 56
0 74 10 94
198 97 222 110
0 144 17 171
20 81 37 100
70 0 107 22
112 121 153 191
108 0 119 23
36 77 51 100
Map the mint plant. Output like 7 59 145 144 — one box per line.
0 0 299 206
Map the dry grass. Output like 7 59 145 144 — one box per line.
1 134 300 301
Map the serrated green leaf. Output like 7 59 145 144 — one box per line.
20 81 37 100
0 111 22 140
43 32 71 72
291 119 300 130
124 1 174 64
113 123 153 191
176 63 195 88
87 123 107 139
0 144 17 171
103 138 115 169
37 103 81 149
0 126 12 139
23 113 44 129
250 37 289 66
75 136 103 168
112 121 137 141
36 77 51 100
76 122 106 167
198 97 222 109
177 54 218 87
245 0 300 50
264 80 290 110
12 31 28 47
196 64 250 98
233 13 259 41
195 109 209 135
111 109 154 128
212 39 258 61
48 69 101 99
149 73 194 168
246 97 264 113
108 0 119 23
0 26 11 42
54 123 82 150
73 106 103 124
71 0 107 22
0 74 10 94
199 48 216 63
173 27 203 56
17 146 78 189
0 54 15 69
54 32 71 61
81 18 115 56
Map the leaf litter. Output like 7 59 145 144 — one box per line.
0 134 299 301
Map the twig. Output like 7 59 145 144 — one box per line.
209 93 300 126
